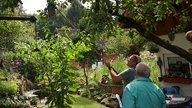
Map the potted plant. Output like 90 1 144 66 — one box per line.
162 73 192 84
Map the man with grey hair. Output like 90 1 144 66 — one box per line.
122 62 166 108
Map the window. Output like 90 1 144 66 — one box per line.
163 54 191 78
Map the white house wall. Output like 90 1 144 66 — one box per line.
157 32 192 96
158 32 192 54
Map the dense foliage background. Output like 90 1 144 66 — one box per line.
2 0 186 107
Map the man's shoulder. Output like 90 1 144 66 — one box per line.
126 80 138 87
122 68 134 73
124 81 138 93
120 68 134 77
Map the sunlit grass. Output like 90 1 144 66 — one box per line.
71 95 107 108
37 95 107 108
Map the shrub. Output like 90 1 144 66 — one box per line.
0 81 18 96
0 69 9 80
0 97 30 108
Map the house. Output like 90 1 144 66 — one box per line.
157 32 192 96
152 1 192 97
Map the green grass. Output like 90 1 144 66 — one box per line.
37 95 107 108
71 95 107 108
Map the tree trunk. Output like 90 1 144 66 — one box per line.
83 63 88 87
118 16 192 63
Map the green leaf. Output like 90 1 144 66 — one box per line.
53 68 61 73
168 3 176 15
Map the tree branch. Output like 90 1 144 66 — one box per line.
118 15 192 63
0 16 36 23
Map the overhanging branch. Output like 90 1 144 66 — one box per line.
117 15 192 63
0 16 36 23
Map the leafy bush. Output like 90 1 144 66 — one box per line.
0 81 18 96
18 62 37 83
0 69 9 80
88 66 109 83
0 97 30 108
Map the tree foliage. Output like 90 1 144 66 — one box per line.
0 1 99 108
101 28 149 57
84 0 192 63
36 0 85 39
13 28 91 108
66 0 85 28
0 10 36 50
0 0 22 12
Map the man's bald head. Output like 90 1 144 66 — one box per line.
135 62 150 78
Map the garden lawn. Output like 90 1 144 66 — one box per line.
71 95 108 108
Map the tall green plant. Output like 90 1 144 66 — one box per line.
13 29 91 108
143 58 160 86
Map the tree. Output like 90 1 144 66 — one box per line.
83 0 192 63
3 0 191 65
66 0 85 28
0 0 22 12
0 11 36 50
35 0 85 39
13 30 91 108
101 28 149 57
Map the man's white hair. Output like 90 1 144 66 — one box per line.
135 62 150 78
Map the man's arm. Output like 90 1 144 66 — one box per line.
104 61 123 82
109 68 123 82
